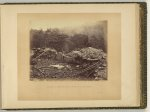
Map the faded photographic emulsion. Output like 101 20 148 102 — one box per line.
30 16 107 80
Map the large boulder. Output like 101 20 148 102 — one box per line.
64 47 106 64
31 48 57 60
66 47 106 60
80 47 104 60
66 51 82 58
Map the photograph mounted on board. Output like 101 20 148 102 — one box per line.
30 14 107 81
0 3 144 109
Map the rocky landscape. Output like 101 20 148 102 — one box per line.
30 22 107 80
30 47 107 80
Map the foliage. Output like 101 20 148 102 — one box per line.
30 28 106 53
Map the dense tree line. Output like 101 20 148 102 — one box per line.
30 28 106 53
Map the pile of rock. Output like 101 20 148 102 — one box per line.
31 48 57 60
66 47 106 62
80 47 106 60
